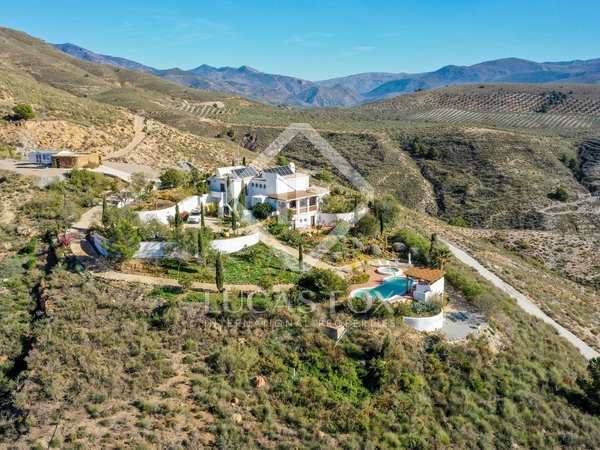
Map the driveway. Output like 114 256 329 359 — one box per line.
441 238 599 360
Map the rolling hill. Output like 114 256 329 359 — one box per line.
3 25 600 234
53 41 600 107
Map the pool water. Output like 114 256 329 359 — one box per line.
351 277 413 301
376 266 402 276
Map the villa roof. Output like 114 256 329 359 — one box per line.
405 268 445 283
268 186 329 201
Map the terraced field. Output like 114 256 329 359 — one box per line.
360 84 600 130
410 108 594 129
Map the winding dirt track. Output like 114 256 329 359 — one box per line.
105 115 146 161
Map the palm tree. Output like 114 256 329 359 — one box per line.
431 247 451 270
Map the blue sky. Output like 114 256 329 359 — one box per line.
2 0 599 80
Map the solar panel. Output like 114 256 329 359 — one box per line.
263 165 293 176
231 166 259 178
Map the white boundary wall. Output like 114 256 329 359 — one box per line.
403 311 444 332
211 232 260 254
133 232 260 259
318 207 368 226
138 195 208 224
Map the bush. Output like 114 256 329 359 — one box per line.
445 267 486 301
368 244 381 256
352 214 378 237
373 196 401 229
252 202 274 220
390 228 430 264
350 237 364 251
448 217 467 227
159 169 189 189
578 358 600 414
549 187 569 202
12 103 35 121
391 242 406 254
314 168 333 183
296 268 348 302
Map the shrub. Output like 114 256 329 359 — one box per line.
578 358 600 414
368 244 382 256
549 187 569 202
314 168 333 183
350 237 364 251
252 202 274 220
391 242 406 254
352 214 378 237
159 169 189 189
410 300 442 317
12 103 35 121
105 218 141 262
390 228 430 264
373 195 401 229
448 217 467 227
296 268 348 302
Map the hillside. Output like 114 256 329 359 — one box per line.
53 41 600 107
0 27 246 169
3 25 600 235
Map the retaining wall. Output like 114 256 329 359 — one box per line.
403 311 444 332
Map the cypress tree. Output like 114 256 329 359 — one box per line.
215 252 224 292
428 233 438 263
101 195 108 226
197 229 204 260
174 203 181 227
298 240 304 272
200 203 206 230
174 203 182 242
231 209 238 231
239 184 247 210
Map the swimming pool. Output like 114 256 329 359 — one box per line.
351 277 413 301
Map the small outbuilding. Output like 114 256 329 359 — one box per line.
405 267 445 302
51 150 101 169
28 150 58 166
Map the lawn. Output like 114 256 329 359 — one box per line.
156 242 300 287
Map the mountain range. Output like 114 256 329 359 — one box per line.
53 43 600 108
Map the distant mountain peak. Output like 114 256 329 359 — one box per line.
52 41 600 107
238 65 259 73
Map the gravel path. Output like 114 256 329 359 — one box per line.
441 238 599 360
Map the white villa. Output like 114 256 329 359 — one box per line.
207 162 330 229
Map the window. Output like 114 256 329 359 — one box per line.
290 200 297 208
309 196 317 206
220 183 225 192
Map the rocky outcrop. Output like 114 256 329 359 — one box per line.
579 139 600 194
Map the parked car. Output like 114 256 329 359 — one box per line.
187 208 202 224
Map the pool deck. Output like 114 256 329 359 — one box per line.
350 267 390 291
